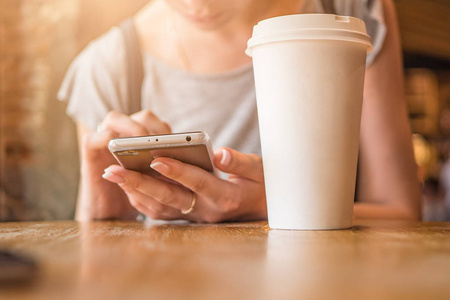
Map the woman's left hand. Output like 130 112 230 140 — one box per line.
102 147 267 222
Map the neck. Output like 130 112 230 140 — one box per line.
135 0 304 74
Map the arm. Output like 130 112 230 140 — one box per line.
354 0 422 220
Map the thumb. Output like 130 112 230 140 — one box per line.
214 147 264 182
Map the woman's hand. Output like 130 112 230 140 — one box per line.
102 147 267 223
76 110 171 221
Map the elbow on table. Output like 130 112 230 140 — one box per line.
396 205 422 221
353 198 422 220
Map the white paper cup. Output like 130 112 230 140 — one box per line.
246 14 372 230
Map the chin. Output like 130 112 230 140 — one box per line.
186 13 231 30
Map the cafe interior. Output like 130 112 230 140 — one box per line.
2 0 449 222
0 0 449 299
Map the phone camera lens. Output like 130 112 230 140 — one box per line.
186 136 191 142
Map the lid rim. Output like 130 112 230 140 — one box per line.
246 14 373 56
246 29 373 56
248 31 372 45
245 37 373 56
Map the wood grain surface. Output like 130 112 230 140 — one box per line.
0 220 449 300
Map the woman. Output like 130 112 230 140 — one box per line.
59 0 422 222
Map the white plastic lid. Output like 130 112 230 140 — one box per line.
246 14 373 56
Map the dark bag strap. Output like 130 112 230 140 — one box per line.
320 0 336 14
119 18 143 114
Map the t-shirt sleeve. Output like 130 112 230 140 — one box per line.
57 27 130 131
312 0 387 66
333 0 387 66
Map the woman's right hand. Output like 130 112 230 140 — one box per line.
102 147 267 223
76 110 171 221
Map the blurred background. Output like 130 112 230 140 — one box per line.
0 0 449 222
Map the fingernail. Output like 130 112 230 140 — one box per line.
104 166 118 173
150 161 170 174
102 172 125 183
220 149 231 166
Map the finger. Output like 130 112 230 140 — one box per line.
82 130 116 150
149 157 236 203
102 164 196 214
214 147 264 182
100 111 149 137
127 189 199 223
125 188 181 220
81 130 119 159
130 110 171 135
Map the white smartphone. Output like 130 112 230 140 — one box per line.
108 131 216 177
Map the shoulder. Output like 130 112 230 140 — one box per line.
331 0 388 66
58 26 130 130
73 26 127 76
58 25 128 103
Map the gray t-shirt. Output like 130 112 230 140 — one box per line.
58 0 386 154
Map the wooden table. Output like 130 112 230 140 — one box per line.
0 220 449 300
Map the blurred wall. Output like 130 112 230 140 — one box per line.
396 0 450 61
0 0 148 221
1 0 80 221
